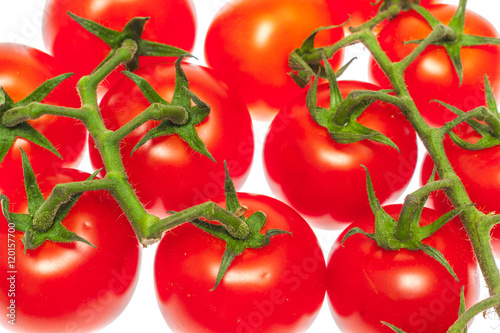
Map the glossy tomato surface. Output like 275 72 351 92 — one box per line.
154 193 326 332
370 4 500 127
420 123 500 256
0 43 86 193
0 168 141 332
263 81 418 229
89 63 254 214
42 0 197 92
204 0 344 120
327 205 479 333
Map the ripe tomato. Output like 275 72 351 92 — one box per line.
370 4 500 127
89 63 254 214
420 123 500 256
0 168 141 332
325 0 436 32
263 81 418 229
154 193 326 332
204 0 345 121
327 204 479 333
0 43 86 193
42 0 196 92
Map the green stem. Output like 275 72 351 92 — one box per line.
398 24 454 71
447 295 500 332
75 38 161 242
332 89 405 126
439 107 487 136
395 179 453 241
148 201 250 241
300 32 363 66
111 103 188 142
77 39 138 105
2 103 86 127
350 4 401 33
32 178 112 231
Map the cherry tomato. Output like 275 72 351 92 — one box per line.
204 0 345 121
0 168 140 332
0 43 86 193
42 0 197 93
154 193 326 332
370 4 500 127
327 204 479 333
325 0 436 32
263 81 418 229
420 123 500 256
89 63 254 215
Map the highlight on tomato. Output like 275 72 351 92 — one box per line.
89 62 254 215
154 193 326 332
204 0 345 121
42 0 197 92
326 204 479 333
0 43 86 193
0 168 141 332
263 80 418 229
370 4 500 127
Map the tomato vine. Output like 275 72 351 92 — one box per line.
1 0 500 332
288 0 500 327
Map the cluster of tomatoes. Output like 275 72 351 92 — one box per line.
0 0 499 332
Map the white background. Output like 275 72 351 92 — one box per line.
1 0 500 332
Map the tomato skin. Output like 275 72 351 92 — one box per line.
370 5 500 127
0 43 86 193
204 0 344 121
420 124 500 256
325 0 435 31
42 0 196 92
0 168 141 332
89 63 254 214
154 193 326 332
327 205 479 333
263 81 418 229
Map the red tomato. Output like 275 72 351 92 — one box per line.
42 0 196 92
0 168 141 332
89 63 254 215
370 4 500 127
325 0 436 31
0 43 86 193
263 81 418 229
204 0 345 121
154 193 326 332
420 123 500 256
327 204 479 333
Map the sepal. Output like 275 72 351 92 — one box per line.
0 73 73 162
0 149 96 252
126 56 214 161
190 162 291 290
68 12 189 71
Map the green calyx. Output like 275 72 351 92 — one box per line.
306 54 400 151
191 162 291 290
439 76 500 150
0 74 75 163
289 25 350 88
408 1 500 85
342 166 467 281
124 55 214 161
0 149 95 252
68 12 189 71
